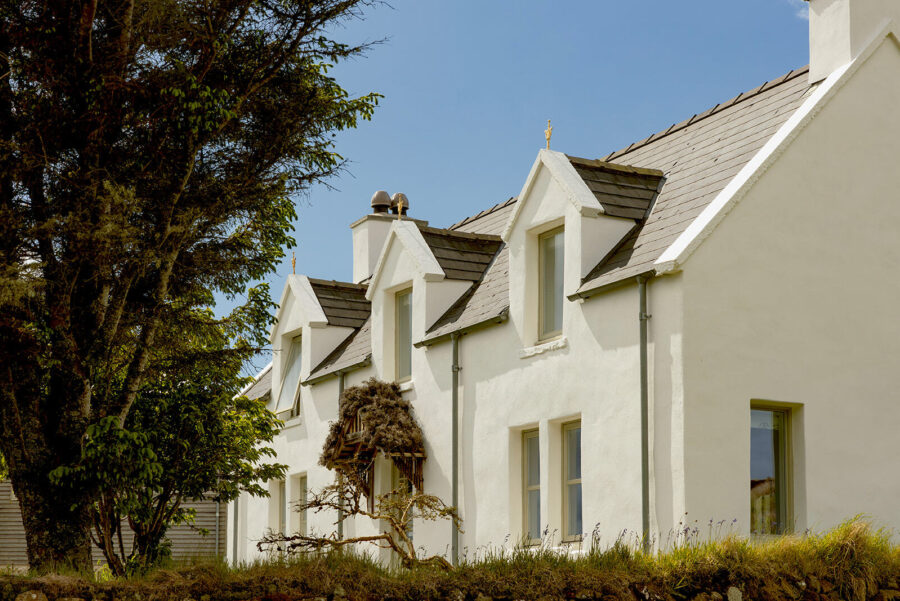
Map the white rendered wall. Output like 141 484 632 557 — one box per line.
679 34 900 536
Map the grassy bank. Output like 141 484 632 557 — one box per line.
2 521 899 601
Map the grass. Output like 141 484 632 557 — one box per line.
1 520 899 600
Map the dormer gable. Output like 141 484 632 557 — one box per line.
269 275 368 413
504 149 663 345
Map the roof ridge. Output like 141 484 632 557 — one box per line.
448 197 517 230
418 223 503 242
603 64 810 162
306 277 368 291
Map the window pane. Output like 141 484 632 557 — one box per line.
751 409 785 534
527 489 541 540
566 426 581 481
396 291 412 379
526 434 540 487
278 480 286 535
276 336 302 413
540 229 564 337
567 482 582 537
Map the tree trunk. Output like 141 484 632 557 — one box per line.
13 473 94 573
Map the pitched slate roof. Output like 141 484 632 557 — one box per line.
576 65 814 296
306 318 372 383
307 278 370 328
416 225 503 281
568 157 665 220
422 199 517 344
243 364 272 401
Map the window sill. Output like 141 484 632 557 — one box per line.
281 416 303 430
519 336 568 359
398 379 415 393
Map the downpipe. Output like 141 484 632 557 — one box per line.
451 332 461 567
637 275 651 553
338 371 346 540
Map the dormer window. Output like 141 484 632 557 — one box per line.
275 334 302 419
538 227 564 341
395 289 412 381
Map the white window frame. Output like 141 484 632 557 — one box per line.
290 474 308 536
562 420 582 542
395 288 413 382
522 429 541 545
538 226 565 342
750 404 793 535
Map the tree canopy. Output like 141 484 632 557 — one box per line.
0 0 379 571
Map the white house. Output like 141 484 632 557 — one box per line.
229 0 900 565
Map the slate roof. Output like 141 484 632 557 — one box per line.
308 278 370 328
422 199 517 343
243 364 272 401
568 157 665 220
306 318 372 383
416 225 503 281
297 64 817 369
576 65 814 295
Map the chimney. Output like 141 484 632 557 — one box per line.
390 192 410 216
809 0 900 82
350 191 397 283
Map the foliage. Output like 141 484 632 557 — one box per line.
0 452 6 481
0 0 380 571
2 520 899 600
320 378 425 504
51 314 286 576
257 482 461 570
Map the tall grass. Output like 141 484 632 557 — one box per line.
2 519 898 601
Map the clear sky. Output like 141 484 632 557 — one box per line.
217 0 810 331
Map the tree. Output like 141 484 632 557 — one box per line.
52 311 287 576
257 482 461 570
0 0 380 571
258 378 460 569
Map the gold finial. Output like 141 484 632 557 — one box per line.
397 196 404 221
291 252 296 274
544 119 553 150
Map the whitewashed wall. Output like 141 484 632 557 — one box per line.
679 32 900 536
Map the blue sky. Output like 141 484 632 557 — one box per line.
217 0 810 328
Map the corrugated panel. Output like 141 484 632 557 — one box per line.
0 482 225 568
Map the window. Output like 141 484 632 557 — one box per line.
562 421 582 541
290 474 308 536
274 479 287 536
395 289 412 381
391 463 414 543
275 334 302 417
522 429 541 544
750 407 792 534
538 227 564 340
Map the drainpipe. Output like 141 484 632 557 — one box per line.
337 371 345 540
451 332 461 567
637 276 651 553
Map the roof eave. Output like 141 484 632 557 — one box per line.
416 308 510 348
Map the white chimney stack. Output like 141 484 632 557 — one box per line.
350 190 395 283
809 0 900 82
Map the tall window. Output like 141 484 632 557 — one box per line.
562 421 582 540
750 407 791 534
522 429 541 544
395 289 412 381
539 227 564 340
276 334 302 417
290 474 308 536
275 479 287 535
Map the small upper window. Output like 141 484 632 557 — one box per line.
276 334 302 418
750 407 792 534
395 289 412 381
538 227 564 340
